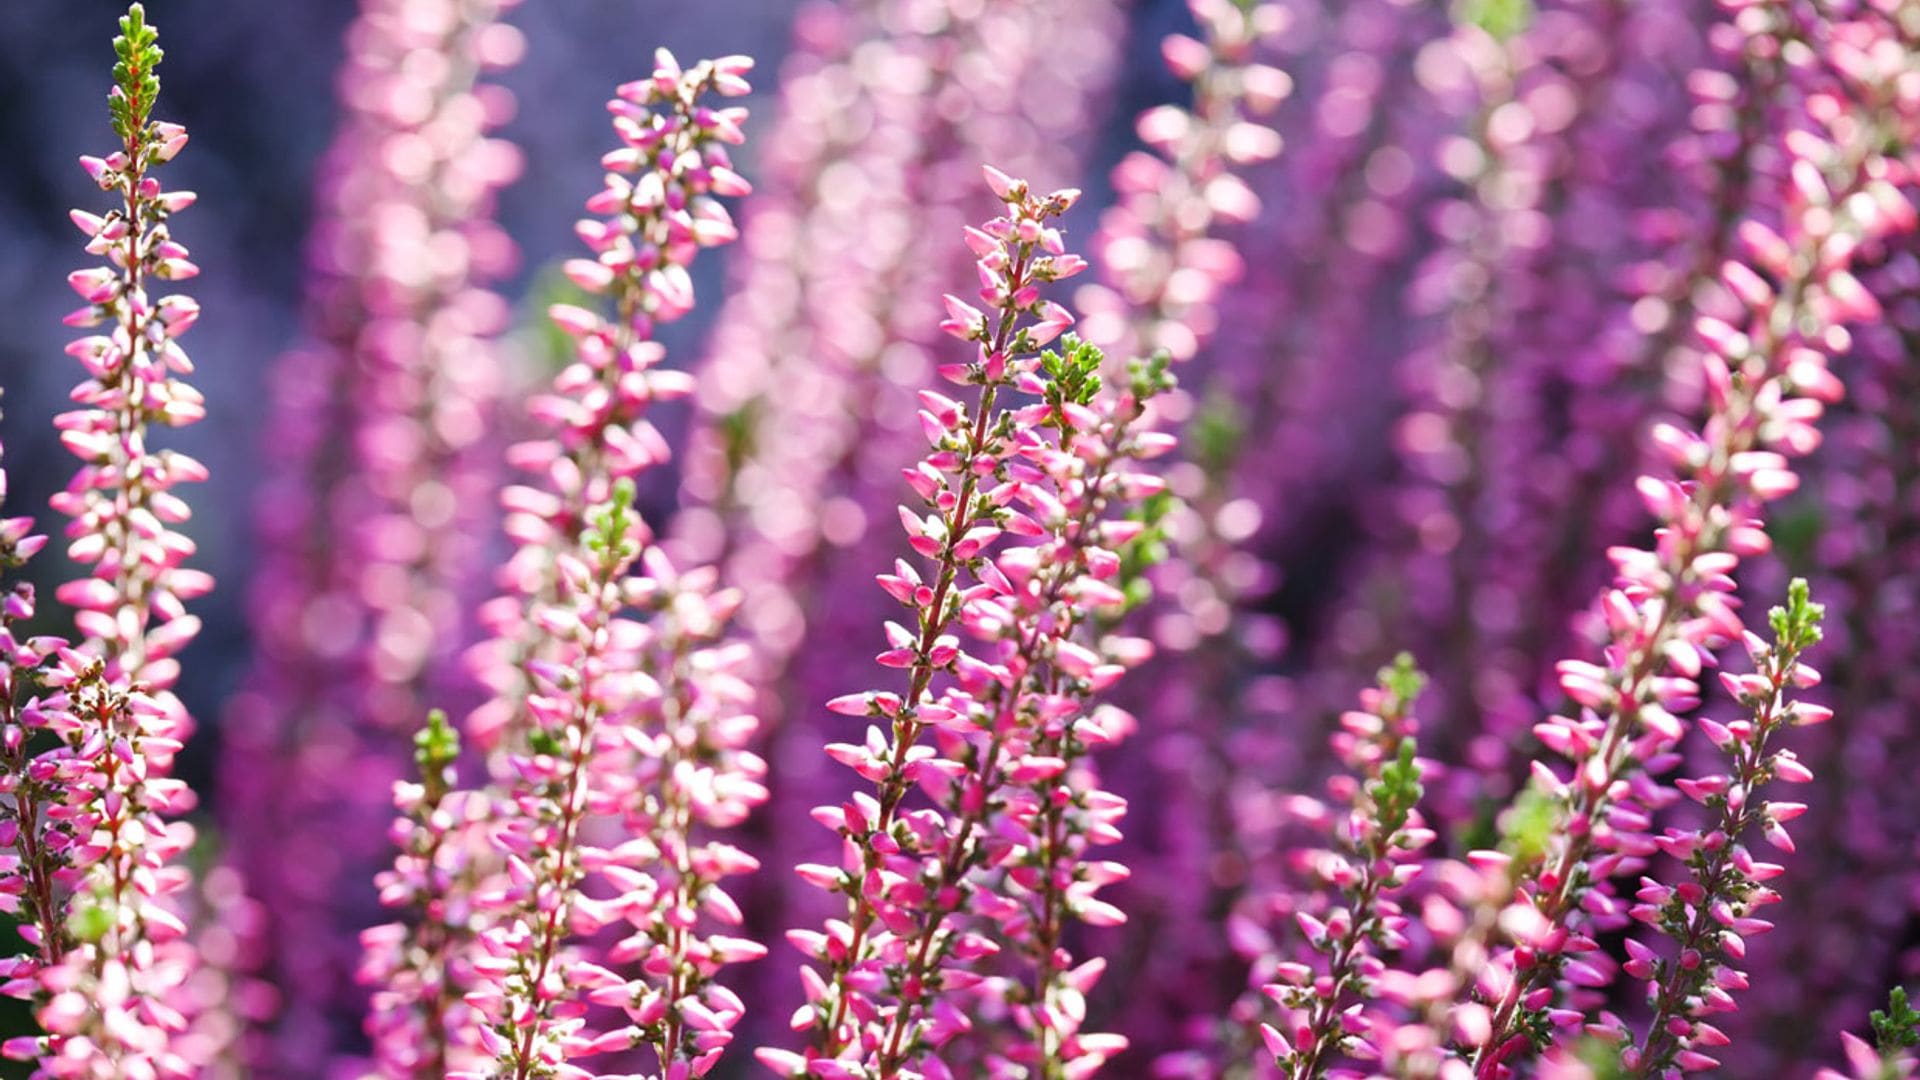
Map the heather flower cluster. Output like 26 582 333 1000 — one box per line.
6 0 1920 1078
1429 15 1919 1070
0 8 212 1077
1619 579 1827 1075
757 171 1171 1078
1261 654 1434 1076
366 49 764 1080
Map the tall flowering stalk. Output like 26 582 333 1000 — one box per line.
970 341 1171 1077
1441 13 1917 1072
1617 579 1826 1075
463 48 751 755
433 50 763 1079
0 418 70 1039
1262 655 1433 1077
758 169 1175 1078
222 0 525 1066
675 9 1126 1048
0 6 213 1075
463 480 650 1078
1076 0 1288 368
601 551 769 1074
1734 249 1920 1067
361 708 488 1077
1151 3 1457 1067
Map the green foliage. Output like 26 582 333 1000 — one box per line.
1500 786 1558 863
413 709 460 800
1872 987 1920 1054
1037 335 1105 411
1127 348 1177 402
1187 393 1245 476
1454 0 1534 40
719 403 760 483
1378 651 1427 709
519 262 599 375
526 727 564 759
1370 739 1424 838
1114 490 1175 613
1455 797 1502 854
1765 501 1825 571
1365 654 1426 837
66 895 112 945
1769 577 1825 656
583 477 641 562
110 4 163 142
1571 1034 1629 1079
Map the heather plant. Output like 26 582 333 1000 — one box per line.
0 5 210 1075
1262 654 1434 1076
1616 579 1827 1075
758 169 1171 1077
4 1 1920 1077
424 49 765 1080
1411 4 1920 1071
1812 990 1920 1080
1741 246 1920 1067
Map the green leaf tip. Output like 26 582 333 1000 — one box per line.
1378 651 1427 708
110 2 164 142
1038 334 1106 410
413 708 460 769
413 708 461 800
584 477 643 559
1872 986 1920 1054
1768 577 1825 654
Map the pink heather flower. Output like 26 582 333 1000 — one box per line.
1614 580 1826 1077
1265 655 1434 1077
435 51 765 1080
677 0 1124 695
1439 15 1919 1074
758 169 1172 1078
6 8 209 1076
0 420 77 1052
360 709 496 1078
464 48 751 756
1075 0 1290 367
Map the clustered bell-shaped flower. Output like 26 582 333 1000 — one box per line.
1261 655 1435 1077
368 49 768 1080
1076 0 1289 367
361 707 491 1078
463 49 752 755
1428 13 1919 1074
1613 580 1828 1075
0 7 211 1077
757 167 1174 1079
